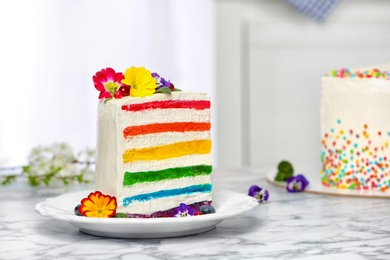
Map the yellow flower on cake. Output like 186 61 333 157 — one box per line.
121 66 156 97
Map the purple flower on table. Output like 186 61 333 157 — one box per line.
173 203 197 217
248 185 269 202
286 174 309 192
152 72 171 89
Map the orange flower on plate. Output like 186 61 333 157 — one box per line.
79 191 117 218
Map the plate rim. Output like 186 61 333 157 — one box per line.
35 189 259 225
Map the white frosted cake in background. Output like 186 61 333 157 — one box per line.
95 91 213 217
321 65 390 191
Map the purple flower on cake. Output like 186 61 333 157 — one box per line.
152 72 171 89
173 203 197 217
286 174 309 193
248 185 269 202
152 72 180 94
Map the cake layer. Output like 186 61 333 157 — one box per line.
123 165 212 186
122 139 212 163
125 201 212 218
123 122 211 138
122 175 211 198
118 185 212 214
122 99 210 112
123 184 212 206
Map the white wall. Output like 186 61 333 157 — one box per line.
0 0 216 166
216 0 390 170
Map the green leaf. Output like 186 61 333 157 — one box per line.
277 160 294 175
42 176 51 186
114 212 129 218
274 160 294 182
62 178 69 185
155 87 172 94
28 175 40 186
76 174 83 183
1 175 17 185
274 171 293 182
22 165 30 174
172 88 182 92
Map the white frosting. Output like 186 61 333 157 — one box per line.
119 109 210 127
95 92 212 214
117 192 212 214
122 131 210 150
123 154 212 173
121 175 211 198
320 73 390 190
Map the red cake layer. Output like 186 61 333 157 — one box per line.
121 100 211 112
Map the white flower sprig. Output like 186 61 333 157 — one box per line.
1 143 95 186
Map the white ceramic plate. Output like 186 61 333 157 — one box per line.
35 189 259 238
266 170 390 198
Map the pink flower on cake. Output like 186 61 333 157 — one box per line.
79 191 117 218
121 66 157 97
93 68 125 99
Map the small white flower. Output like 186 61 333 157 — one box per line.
23 143 96 186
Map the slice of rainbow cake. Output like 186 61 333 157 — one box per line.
95 91 213 217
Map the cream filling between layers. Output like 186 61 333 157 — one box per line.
121 131 210 150
118 109 210 127
120 175 211 198
122 154 212 173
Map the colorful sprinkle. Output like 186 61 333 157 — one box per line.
322 121 390 191
325 68 390 80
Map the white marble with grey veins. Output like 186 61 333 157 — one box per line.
1 168 389 260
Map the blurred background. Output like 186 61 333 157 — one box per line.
1 0 390 173
0 0 215 167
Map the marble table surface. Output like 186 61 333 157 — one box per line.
1 167 389 260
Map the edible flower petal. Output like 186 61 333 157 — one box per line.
79 191 117 218
248 185 269 202
93 68 125 99
173 203 196 217
121 66 156 97
286 174 309 193
152 72 171 89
